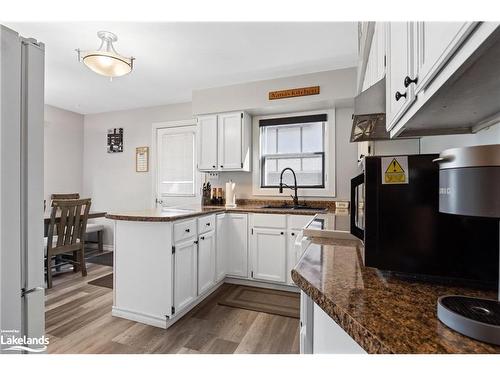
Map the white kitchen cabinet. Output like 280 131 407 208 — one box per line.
197 114 218 171
362 22 386 91
197 111 251 172
251 227 287 283
414 22 477 94
225 213 248 277
300 291 314 354
286 215 313 285
197 229 216 295
215 213 227 282
386 22 416 131
173 238 198 313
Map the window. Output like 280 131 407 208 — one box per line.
260 114 327 188
157 126 196 196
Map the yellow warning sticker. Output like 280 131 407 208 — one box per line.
381 156 408 184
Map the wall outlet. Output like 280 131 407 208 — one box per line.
206 172 219 181
335 201 350 209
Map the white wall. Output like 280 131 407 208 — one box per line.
82 102 193 245
192 68 356 115
210 106 357 201
420 123 500 153
44 105 84 204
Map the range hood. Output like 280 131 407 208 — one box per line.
350 78 389 142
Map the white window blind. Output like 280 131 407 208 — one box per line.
157 127 196 196
260 114 326 188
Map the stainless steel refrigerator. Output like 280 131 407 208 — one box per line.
0 25 45 353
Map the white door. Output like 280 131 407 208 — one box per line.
155 124 201 207
215 214 227 282
414 22 477 94
225 214 248 277
174 238 198 312
197 115 218 171
217 112 243 170
251 228 287 283
386 22 416 131
197 230 216 295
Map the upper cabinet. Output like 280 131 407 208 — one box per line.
197 114 218 171
386 22 417 130
413 22 477 95
359 22 500 137
197 111 251 172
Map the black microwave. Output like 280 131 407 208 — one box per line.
350 172 364 241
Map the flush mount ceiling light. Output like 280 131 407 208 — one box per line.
76 31 134 80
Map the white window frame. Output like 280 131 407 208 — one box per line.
252 109 336 197
151 119 201 207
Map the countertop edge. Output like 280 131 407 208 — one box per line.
291 268 393 354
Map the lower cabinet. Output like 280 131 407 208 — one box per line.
251 228 287 283
225 213 248 278
174 238 198 312
300 292 367 354
215 214 227 282
197 230 216 295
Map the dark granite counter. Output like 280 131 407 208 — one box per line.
291 237 500 354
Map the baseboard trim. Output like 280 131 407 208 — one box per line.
112 306 166 328
225 277 299 293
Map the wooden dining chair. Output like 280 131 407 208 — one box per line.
45 198 91 289
50 193 104 252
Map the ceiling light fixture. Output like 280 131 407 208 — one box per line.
76 31 134 80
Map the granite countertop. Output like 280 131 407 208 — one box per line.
291 237 500 354
105 200 337 222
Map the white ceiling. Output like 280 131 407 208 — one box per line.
6 22 358 114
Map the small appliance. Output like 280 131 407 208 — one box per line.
434 144 500 345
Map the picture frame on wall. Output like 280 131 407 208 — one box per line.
136 146 149 172
107 128 123 153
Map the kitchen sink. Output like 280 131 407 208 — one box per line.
259 204 327 212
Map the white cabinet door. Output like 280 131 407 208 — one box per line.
414 22 477 94
215 214 227 282
225 213 248 277
287 231 298 285
174 238 198 312
386 22 416 131
218 112 243 170
251 227 287 283
198 230 216 295
197 114 218 171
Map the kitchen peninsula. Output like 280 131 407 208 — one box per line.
106 202 336 328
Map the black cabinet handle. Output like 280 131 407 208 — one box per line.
206 222 211 226
395 91 407 101
404 76 418 88
291 232 295 236
185 228 190 233
220 165 224 168
200 236 205 240
212 165 216 168
194 240 198 244
280 232 284 235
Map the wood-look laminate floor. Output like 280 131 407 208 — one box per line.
45 264 300 354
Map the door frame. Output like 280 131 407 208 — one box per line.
151 119 200 208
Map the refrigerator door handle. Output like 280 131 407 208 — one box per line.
21 286 44 297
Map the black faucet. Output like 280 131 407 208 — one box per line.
279 167 299 206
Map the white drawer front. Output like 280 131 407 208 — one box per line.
288 215 313 230
174 219 197 243
251 213 286 229
198 214 215 234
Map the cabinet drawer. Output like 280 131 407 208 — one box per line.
251 213 286 229
198 214 215 234
288 215 313 230
174 219 197 243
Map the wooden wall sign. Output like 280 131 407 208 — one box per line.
136 147 149 172
268 86 320 100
